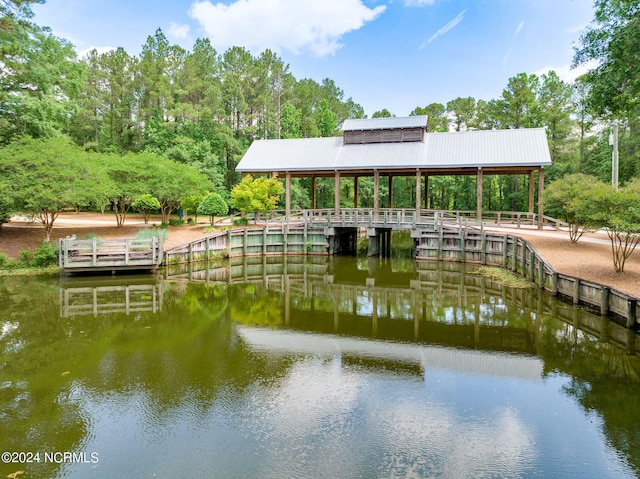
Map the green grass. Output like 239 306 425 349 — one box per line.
470 266 533 288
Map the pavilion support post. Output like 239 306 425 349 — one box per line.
476 168 483 221
335 170 341 214
424 174 429 209
388 175 393 208
528 171 535 214
537 167 545 230
374 170 380 212
285 172 291 220
354 176 359 208
415 169 421 215
311 176 316 210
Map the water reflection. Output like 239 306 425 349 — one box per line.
0 257 638 478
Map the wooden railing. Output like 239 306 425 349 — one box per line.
59 236 163 271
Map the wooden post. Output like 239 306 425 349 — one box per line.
573 278 580 305
477 168 483 221
424 174 429 210
415 169 421 216
311 175 316 210
354 176 359 208
388 175 393 208
374 170 380 212
538 167 545 230
285 172 291 220
628 300 637 329
601 287 610 316
335 170 341 214
528 171 535 213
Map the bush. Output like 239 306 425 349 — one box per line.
232 217 249 226
135 227 168 242
31 242 58 267
187 217 197 226
0 252 8 268
168 218 185 227
19 249 33 265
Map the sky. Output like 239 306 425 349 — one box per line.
32 0 596 117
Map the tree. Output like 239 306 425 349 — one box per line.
545 174 605 243
573 0 640 118
0 137 111 241
446 97 476 131
0 28 83 144
315 99 338 137
574 183 640 273
411 103 447 131
230 175 284 222
131 193 160 224
494 73 539 129
181 193 206 222
197 192 228 225
372 109 393 118
0 180 14 228
537 71 574 165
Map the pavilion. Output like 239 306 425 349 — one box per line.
236 116 552 227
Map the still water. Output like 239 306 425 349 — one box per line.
1 256 640 479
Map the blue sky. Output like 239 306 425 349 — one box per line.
32 0 596 117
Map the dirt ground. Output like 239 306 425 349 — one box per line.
1 212 639 297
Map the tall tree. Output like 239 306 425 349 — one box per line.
495 73 539 129
411 103 447 131
446 97 476 131
537 71 574 165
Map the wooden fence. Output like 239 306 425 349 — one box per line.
163 225 328 263
414 229 639 328
59 235 163 272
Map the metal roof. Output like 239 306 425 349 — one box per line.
236 127 552 174
341 115 428 131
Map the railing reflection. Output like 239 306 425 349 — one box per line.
59 276 163 318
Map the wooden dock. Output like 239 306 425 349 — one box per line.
59 236 163 273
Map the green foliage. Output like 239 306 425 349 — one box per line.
131 193 161 224
231 175 284 220
545 174 606 242
574 183 640 272
197 192 228 225
31 241 58 267
168 218 185 227
135 227 168 242
232 217 249 226
0 137 111 241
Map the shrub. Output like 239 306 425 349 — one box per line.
0 252 8 268
187 217 197 226
31 242 58 267
168 218 185 227
19 249 33 266
135 227 168 242
232 217 249 226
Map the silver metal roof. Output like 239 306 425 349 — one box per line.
341 115 428 131
236 128 552 173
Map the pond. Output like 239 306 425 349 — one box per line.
1 256 639 479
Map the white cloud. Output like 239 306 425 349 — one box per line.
421 8 467 48
188 0 386 57
535 60 598 83
404 0 437 6
167 22 191 40
515 21 525 36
